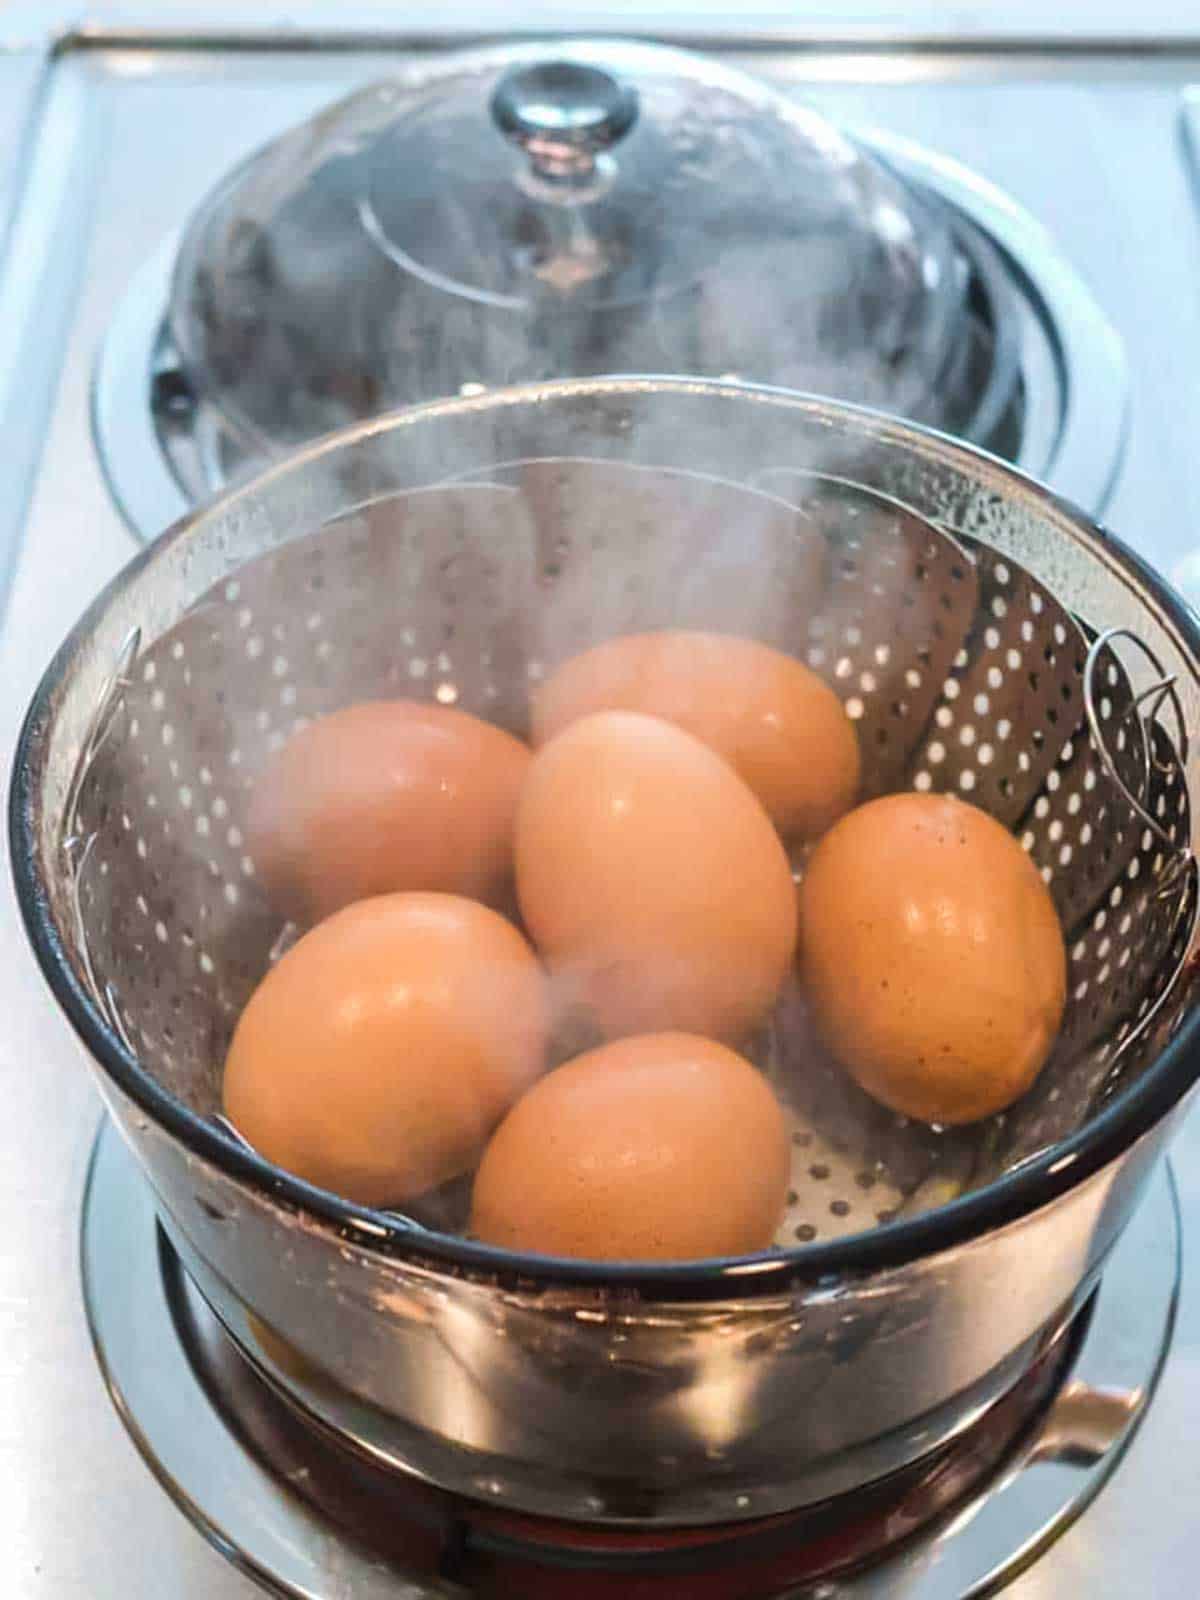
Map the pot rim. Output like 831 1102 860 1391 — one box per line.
12 376 1200 1300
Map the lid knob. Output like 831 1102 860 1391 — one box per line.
491 61 639 186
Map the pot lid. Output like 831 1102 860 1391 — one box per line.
169 40 970 456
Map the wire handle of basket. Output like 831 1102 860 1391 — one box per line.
1084 626 1192 865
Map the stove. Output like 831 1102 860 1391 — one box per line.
4 9 1200 1599
82 1121 1180 1599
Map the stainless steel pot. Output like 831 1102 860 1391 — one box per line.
11 380 1200 1525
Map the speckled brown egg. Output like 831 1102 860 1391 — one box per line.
222 892 547 1206
245 700 530 925
532 630 859 840
798 793 1066 1124
515 710 797 1044
469 1033 791 1260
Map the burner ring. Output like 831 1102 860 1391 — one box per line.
82 1119 1178 1599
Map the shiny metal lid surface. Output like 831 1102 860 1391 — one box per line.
169 39 971 454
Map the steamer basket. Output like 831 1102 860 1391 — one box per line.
12 379 1200 1524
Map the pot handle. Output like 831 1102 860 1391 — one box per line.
1025 1378 1142 1468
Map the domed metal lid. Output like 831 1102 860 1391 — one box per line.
169 39 968 456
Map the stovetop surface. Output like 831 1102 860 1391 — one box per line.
3 11 1200 1598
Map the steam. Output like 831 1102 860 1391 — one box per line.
73 387 952 1239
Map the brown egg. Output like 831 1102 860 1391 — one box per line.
470 1033 791 1260
515 711 797 1043
246 700 530 925
798 793 1066 1124
222 893 547 1206
532 631 859 839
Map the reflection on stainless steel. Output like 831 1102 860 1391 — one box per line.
858 125 1129 518
81 1120 1180 1598
1028 1382 1144 1468
83 1122 442 1600
489 59 641 185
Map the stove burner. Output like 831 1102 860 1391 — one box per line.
82 1121 1178 1599
91 127 1128 544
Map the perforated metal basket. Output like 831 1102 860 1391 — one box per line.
14 381 1200 1525
47 443 1198 1250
